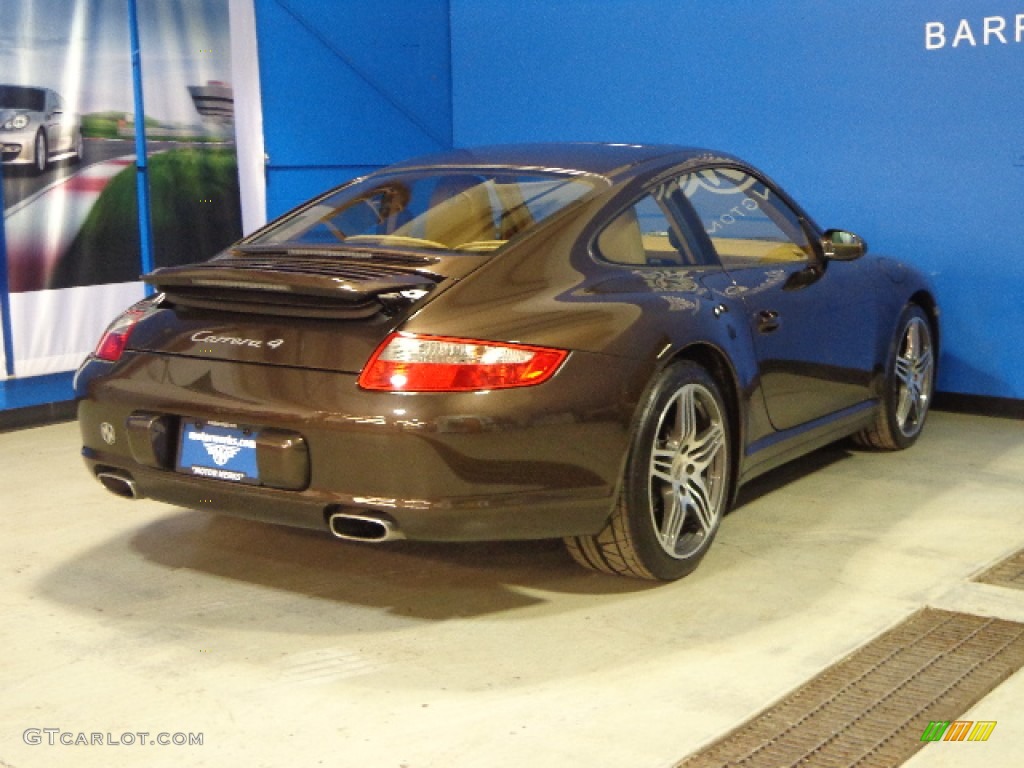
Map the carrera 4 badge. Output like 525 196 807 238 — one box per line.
191 331 284 350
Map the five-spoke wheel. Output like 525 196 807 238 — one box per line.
648 381 728 560
566 361 731 581
856 304 935 450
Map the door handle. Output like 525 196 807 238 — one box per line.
757 310 780 333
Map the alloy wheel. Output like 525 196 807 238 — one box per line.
648 382 728 559
894 316 934 437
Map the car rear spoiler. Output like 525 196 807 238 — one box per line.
143 255 438 319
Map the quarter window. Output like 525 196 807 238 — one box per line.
597 188 693 266
680 168 812 267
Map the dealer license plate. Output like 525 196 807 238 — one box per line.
177 420 260 484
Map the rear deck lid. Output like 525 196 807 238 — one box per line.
129 246 476 373
144 245 459 320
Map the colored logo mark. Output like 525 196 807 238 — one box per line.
920 720 997 742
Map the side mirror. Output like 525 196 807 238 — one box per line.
822 229 867 261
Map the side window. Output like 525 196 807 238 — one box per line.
680 168 812 267
596 188 691 266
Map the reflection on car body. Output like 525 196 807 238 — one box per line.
0 84 82 174
76 143 939 581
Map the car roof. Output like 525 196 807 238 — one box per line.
385 142 742 182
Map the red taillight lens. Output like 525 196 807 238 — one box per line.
358 333 569 392
93 306 150 362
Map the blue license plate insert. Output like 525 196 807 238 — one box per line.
177 420 260 484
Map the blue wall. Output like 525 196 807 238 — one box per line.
255 0 452 217
255 0 1024 400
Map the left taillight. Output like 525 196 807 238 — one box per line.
358 333 569 392
93 299 159 362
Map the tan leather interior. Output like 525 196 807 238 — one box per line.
597 209 646 265
421 181 497 247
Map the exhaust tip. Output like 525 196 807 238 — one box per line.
97 471 139 500
328 510 403 543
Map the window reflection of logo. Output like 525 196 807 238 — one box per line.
683 169 756 197
724 269 788 297
205 443 242 466
663 296 699 313
634 269 703 294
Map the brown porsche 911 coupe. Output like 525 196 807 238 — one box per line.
76 143 938 580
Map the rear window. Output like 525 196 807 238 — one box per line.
256 170 601 253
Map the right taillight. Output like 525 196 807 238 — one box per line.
358 333 569 392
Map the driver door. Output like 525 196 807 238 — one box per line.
676 168 878 432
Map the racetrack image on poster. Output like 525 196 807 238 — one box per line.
0 0 242 378
1 0 241 294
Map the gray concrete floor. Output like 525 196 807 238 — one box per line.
1 411 1022 768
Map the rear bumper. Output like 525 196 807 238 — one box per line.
77 351 637 541
81 453 614 541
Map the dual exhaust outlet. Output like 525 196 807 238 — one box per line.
95 471 401 544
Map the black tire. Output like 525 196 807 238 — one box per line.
71 129 83 164
565 361 732 580
855 304 935 450
32 131 48 175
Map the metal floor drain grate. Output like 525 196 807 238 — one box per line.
676 608 1024 768
974 549 1024 590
